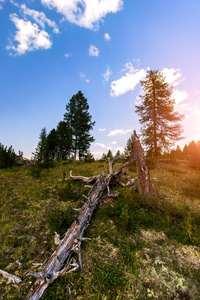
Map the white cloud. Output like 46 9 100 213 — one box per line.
161 68 188 109
98 128 106 132
110 63 146 97
183 104 200 116
103 66 112 82
89 44 99 56
104 32 111 41
7 13 52 55
110 65 187 98
80 72 90 83
64 53 72 58
162 68 182 87
90 151 104 159
20 4 59 34
111 141 116 145
107 129 132 137
41 0 123 30
172 90 188 105
121 62 135 73
94 143 107 148
0 0 4 10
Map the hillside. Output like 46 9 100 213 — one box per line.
0 160 200 299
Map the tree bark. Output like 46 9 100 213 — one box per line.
132 131 158 198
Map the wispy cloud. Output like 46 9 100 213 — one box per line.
7 13 52 55
20 4 59 34
41 0 123 30
110 62 146 97
103 66 112 82
162 68 183 87
64 53 72 58
107 129 132 137
0 0 5 10
98 128 106 132
94 143 107 148
161 68 188 111
89 44 99 56
104 32 111 41
80 72 90 83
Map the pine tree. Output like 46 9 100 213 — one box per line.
124 137 135 155
188 140 200 168
64 91 95 160
0 144 16 168
33 127 49 165
47 128 59 152
57 121 72 159
107 149 113 160
135 70 184 168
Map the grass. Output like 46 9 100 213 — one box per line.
0 160 200 299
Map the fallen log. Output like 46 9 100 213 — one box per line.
25 132 157 299
25 155 135 300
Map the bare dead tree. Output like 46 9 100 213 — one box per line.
132 130 158 198
25 155 135 300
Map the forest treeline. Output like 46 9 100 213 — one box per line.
33 91 95 165
1 70 200 169
1 136 200 169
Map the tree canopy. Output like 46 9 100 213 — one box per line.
0 144 16 168
135 70 184 168
34 91 95 163
64 91 95 160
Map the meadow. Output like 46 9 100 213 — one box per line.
0 160 200 299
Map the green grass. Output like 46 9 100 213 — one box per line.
0 160 200 299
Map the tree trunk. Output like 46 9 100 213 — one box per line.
132 131 158 198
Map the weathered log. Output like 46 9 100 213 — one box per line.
132 131 158 198
26 156 134 300
25 142 157 299
69 170 100 184
0 269 22 284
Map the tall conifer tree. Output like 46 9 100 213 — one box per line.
64 91 95 160
135 70 184 168
33 127 49 164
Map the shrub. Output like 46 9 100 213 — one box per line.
0 144 16 168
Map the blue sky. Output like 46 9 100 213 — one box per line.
1 0 200 159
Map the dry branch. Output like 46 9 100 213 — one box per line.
69 170 99 183
0 269 22 284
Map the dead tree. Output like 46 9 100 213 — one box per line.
25 132 158 299
132 130 158 198
25 155 135 300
